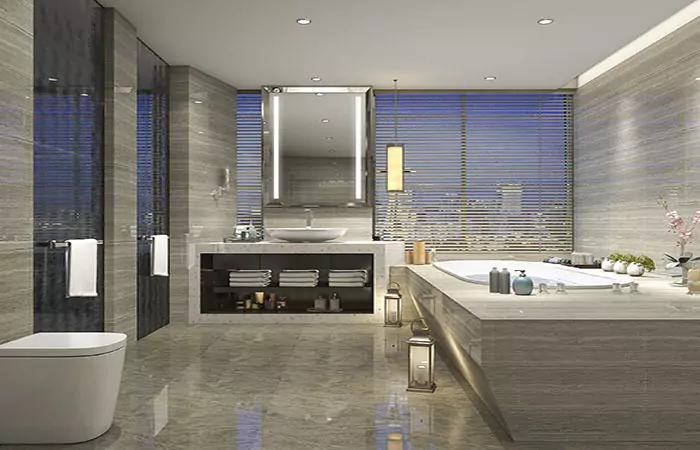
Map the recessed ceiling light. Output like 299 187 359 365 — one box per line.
194 100 203 104
320 119 330 123
695 77 700 81
325 136 334 140
537 18 554 25
310 76 322 82
296 18 312 25
48 77 58 82
484 76 497 81
80 93 89 97
198 131 204 135
315 92 324 97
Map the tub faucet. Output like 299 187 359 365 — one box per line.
305 208 313 228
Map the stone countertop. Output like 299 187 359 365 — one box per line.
405 264 700 320
194 241 404 254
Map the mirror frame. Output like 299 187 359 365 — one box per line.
261 86 375 207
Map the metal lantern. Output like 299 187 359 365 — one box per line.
384 281 403 327
407 318 436 393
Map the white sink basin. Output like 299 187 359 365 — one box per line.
266 228 347 243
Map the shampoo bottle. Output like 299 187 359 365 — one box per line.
498 268 511 294
489 267 499 293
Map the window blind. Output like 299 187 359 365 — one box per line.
236 91 263 232
375 92 573 253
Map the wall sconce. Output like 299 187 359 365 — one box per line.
384 281 402 327
407 318 436 393
211 166 231 198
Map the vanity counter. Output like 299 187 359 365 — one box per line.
189 241 404 323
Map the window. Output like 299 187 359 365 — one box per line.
375 92 573 252
236 91 263 232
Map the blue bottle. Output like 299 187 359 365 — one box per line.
512 270 534 296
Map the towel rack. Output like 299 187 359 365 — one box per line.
41 239 104 249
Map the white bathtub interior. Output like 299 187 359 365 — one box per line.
434 260 633 289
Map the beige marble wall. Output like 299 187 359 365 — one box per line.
575 16 700 265
0 0 33 343
103 8 138 341
169 67 237 323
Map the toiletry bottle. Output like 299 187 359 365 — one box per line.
498 268 511 294
512 270 534 296
330 292 341 311
489 267 500 293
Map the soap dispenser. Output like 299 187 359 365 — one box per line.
512 270 534 296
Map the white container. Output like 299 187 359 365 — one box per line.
0 332 126 444
601 258 615 272
613 261 629 274
627 262 646 277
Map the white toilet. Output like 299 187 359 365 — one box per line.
0 332 127 444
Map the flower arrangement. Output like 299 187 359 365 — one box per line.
658 195 700 252
658 195 700 285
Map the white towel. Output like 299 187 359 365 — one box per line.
151 235 169 276
66 239 98 297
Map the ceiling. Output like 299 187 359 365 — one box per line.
101 0 695 90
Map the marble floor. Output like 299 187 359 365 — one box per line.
2 325 698 450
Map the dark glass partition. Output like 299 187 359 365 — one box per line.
33 0 105 332
137 41 170 339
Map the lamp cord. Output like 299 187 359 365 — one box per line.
393 79 398 142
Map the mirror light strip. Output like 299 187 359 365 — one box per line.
272 95 280 199
355 96 363 200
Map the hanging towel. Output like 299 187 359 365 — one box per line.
151 235 170 276
66 239 98 297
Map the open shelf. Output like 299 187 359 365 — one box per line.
201 253 374 315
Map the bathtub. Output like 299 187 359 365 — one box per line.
434 260 633 289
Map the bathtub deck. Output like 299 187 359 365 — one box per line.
392 264 700 442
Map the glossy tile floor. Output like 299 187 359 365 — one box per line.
2 325 698 450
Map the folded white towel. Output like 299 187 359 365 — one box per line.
329 274 367 280
280 270 319 274
151 235 169 276
228 278 271 284
329 282 366 288
329 270 367 274
66 239 98 297
279 282 318 287
229 270 272 274
279 273 319 279
229 282 270 287
229 273 271 279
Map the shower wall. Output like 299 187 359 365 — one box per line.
0 0 33 343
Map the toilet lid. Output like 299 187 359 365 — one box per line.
0 332 126 358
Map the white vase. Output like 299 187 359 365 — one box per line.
613 261 629 274
627 262 645 277
601 259 615 272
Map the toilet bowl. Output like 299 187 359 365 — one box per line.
0 332 127 444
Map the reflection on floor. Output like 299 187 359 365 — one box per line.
2 325 698 450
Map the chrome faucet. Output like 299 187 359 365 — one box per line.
305 208 313 228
